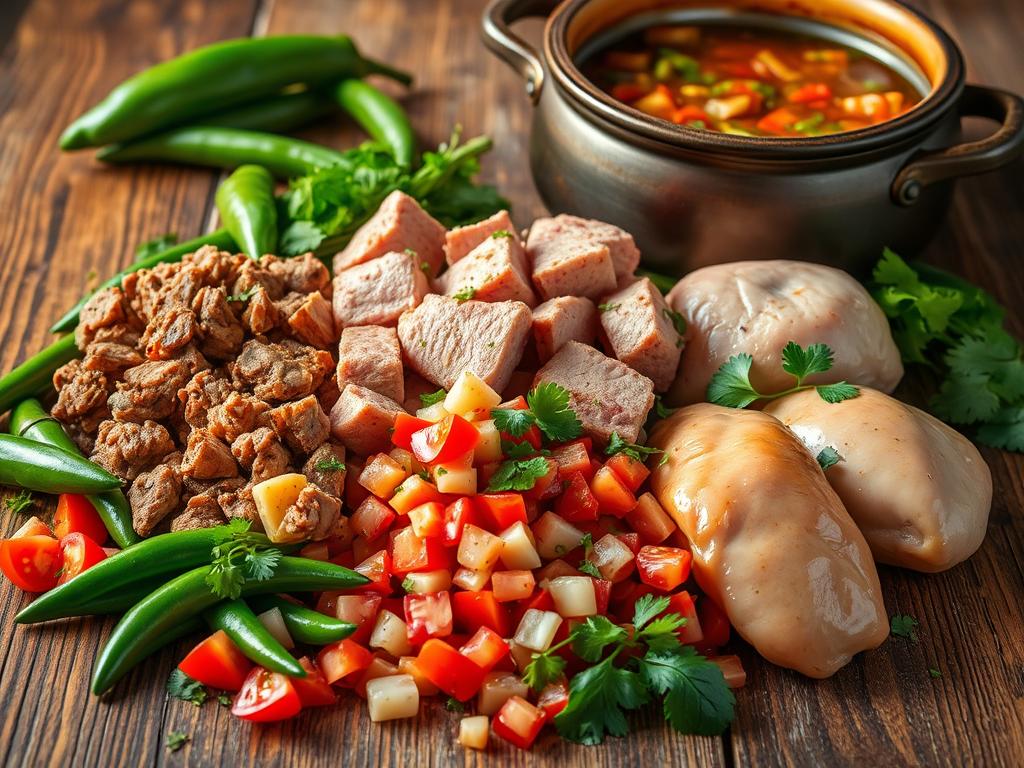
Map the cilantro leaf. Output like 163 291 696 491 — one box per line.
632 594 671 631
890 614 919 642
706 353 760 408
165 731 190 753
136 232 178 259
605 432 663 463
491 408 536 438
653 396 678 419
639 648 735 736
419 388 447 407
976 406 1024 451
452 286 476 302
571 615 628 662
930 371 1001 424
636 613 686 653
554 656 648 745
528 382 583 442
522 649 567 692
816 446 842 470
206 519 283 599
486 456 551 492
278 220 325 255
315 457 346 472
708 345 859 408
598 302 620 313
815 382 860 404
662 307 687 344
577 560 602 578
781 341 833 383
928 667 942 679
491 229 514 239
5 489 34 515
501 439 538 459
167 669 207 706
445 696 464 712
227 286 258 303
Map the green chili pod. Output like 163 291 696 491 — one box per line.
248 594 356 645
49 229 236 334
200 90 336 133
61 35 411 149
333 79 415 167
0 335 78 416
91 557 367 693
215 165 279 259
0 434 120 494
96 127 346 179
204 599 304 676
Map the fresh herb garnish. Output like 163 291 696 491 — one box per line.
606 432 663 464
928 667 942 679
487 456 551 492
401 576 416 593
167 669 207 706
419 388 448 407
598 302 620 313
227 285 259 303
578 560 602 579
218 694 232 707
315 458 346 472
453 286 477 302
491 229 514 239
206 519 282 600
523 595 734 743
136 232 178 259
890 614 919 642
501 439 538 459
4 489 34 515
445 696 464 712
491 382 583 444
165 731 190 753
707 342 860 408
816 447 842 471
662 307 687 343
653 395 677 419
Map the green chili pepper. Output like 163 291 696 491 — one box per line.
91 557 367 693
9 399 140 548
204 599 303 676
215 165 279 259
200 90 336 133
249 594 356 645
0 434 120 494
60 35 411 150
50 229 236 334
0 335 78 415
334 79 416 167
96 127 346 179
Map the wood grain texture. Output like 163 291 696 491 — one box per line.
0 0 1021 766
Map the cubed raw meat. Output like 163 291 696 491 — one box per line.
337 325 405 403
438 234 537 307
532 296 598 362
528 215 640 281
526 223 617 301
330 384 407 457
332 251 429 330
444 210 516 265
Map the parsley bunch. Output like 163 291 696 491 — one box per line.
206 519 282 600
707 342 860 408
523 595 735 744
870 249 1024 451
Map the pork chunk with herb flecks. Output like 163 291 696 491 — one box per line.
263 252 331 295
302 443 347 498
206 391 270 443
280 485 343 541
281 291 335 349
218 482 259 524
241 286 279 335
143 305 197 361
90 419 176 482
181 428 238 480
332 250 429 330
232 427 292 483
76 287 130 350
444 210 516 266
438 234 537 307
83 342 145 374
171 494 228 532
192 285 244 361
330 384 405 458
532 296 599 363
528 215 641 283
108 358 195 422
268 395 330 455
129 461 182 536
179 370 234 429
229 339 333 402
334 190 446 276
336 326 404 403
53 360 113 427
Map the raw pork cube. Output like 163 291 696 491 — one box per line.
599 277 684 392
333 190 446 276
332 251 429 329
397 295 531 392
532 296 598 362
444 210 516 265
330 384 406 457
534 341 654 446
336 325 405 404
526 223 617 301
437 234 537 307
529 214 641 281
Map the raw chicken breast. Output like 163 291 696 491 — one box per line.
765 387 992 572
648 404 888 678
665 260 903 405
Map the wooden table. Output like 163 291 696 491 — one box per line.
0 0 1021 765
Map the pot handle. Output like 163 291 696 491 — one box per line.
481 0 557 104
892 84 1024 205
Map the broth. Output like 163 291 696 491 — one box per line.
580 23 923 137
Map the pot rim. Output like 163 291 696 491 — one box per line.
543 0 966 159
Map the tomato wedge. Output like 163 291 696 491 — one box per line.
291 657 337 707
179 630 253 691
232 667 302 722
56 532 107 585
0 534 60 592
410 414 479 465
53 494 108 544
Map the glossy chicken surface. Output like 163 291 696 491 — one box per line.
765 388 992 572
649 404 888 678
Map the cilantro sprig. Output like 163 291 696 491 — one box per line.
491 382 583 443
486 456 551 492
167 669 207 706
522 595 735 744
4 489 34 515
890 613 919 642
606 432 663 464
419 388 447 407
707 341 860 408
815 447 842 471
206 519 282 600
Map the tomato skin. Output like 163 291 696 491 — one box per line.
53 494 108 544
350 496 397 542
636 545 692 591
592 578 612 615
317 639 374 684
56 533 107 585
789 82 832 103
323 594 381 644
664 591 704 645
354 550 393 594
459 626 509 672
12 516 52 539
604 454 650 493
0 535 61 592
537 679 569 720
549 440 594 481
493 695 545 749
476 493 528 530
291 657 338 707
179 630 253 691
451 590 511 637
388 527 450 575
410 414 480 465
391 413 433 451
554 471 599 522
231 667 302 722
403 590 454 644
590 466 638 517
698 596 731 649
510 588 555 628
442 498 478 547
414 639 486 700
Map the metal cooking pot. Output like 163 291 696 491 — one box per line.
482 0 1024 275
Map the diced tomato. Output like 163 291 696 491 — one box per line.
317 639 374 684
609 580 658 621
788 82 832 103
589 533 635 582
290 657 337 707
179 630 253 691
664 591 703 645
0 533 60 592
407 501 445 539
56 532 107 585
672 105 712 125
12 517 51 538
345 461 370 509
549 440 593 481
493 695 545 749
476 493 528 530
589 467 637 517
510 587 555 627
415 639 486 700
232 667 302 722
351 496 396 542
756 107 799 133
392 413 433 451
709 654 746 688
611 83 647 102
698 596 730 648
537 679 569 720
410 414 480 465
616 532 641 555
522 458 560 501
354 550 393 594
359 454 409 498
625 493 677 544
404 590 453 644
389 526 450 575
554 471 600 523
299 541 329 561
491 570 535 602
442 497 479 547
636 545 691 591
459 626 510 672
592 578 612 615
390 475 444 515
451 590 511 636
53 494 108 544
604 454 650 492
329 594 382 644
